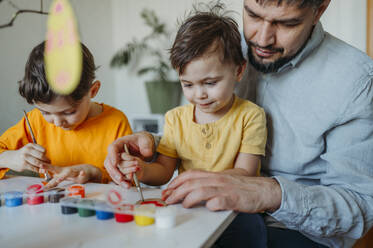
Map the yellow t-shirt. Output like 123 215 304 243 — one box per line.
157 96 267 174
0 103 132 182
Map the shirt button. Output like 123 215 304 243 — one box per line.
202 128 206 134
205 143 211 149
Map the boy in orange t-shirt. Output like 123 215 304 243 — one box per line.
0 41 132 188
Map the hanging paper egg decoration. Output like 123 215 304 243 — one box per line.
45 0 82 95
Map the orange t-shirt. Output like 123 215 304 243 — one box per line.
0 103 132 182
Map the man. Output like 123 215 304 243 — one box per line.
105 0 373 247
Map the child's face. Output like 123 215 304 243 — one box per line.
35 95 92 130
179 51 245 115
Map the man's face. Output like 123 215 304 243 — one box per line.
243 0 323 73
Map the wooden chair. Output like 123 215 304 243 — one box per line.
353 228 373 248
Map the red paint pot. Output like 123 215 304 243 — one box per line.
115 204 134 223
26 184 44 205
140 199 166 207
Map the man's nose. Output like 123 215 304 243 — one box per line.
257 21 275 48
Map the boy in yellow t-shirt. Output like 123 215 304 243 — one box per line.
117 8 266 187
0 41 132 188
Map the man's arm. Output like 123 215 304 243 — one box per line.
270 76 373 240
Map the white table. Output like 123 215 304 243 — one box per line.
0 177 236 248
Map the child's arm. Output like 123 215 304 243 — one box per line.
118 152 178 187
43 164 102 189
0 143 50 173
222 153 260 177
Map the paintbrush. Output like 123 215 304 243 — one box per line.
124 144 144 202
23 110 52 182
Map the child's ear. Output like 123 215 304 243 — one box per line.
89 80 101 98
236 61 247 82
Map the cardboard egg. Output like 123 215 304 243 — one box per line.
45 0 82 95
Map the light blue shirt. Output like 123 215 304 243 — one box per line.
237 22 373 247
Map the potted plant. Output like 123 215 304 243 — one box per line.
110 9 181 114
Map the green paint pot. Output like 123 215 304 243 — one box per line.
78 199 95 217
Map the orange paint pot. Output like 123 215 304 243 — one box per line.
68 185 85 198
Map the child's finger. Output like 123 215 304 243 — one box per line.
31 144 46 153
74 170 87 184
28 145 51 163
120 152 138 161
117 164 139 177
25 154 47 169
24 163 41 173
43 177 59 190
120 180 131 189
117 159 139 170
41 163 59 173
49 170 70 187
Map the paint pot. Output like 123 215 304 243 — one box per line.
4 191 23 207
134 204 155 226
155 207 177 228
137 198 166 207
68 184 85 198
78 199 95 217
48 188 65 203
114 204 134 223
26 184 44 205
60 197 79 215
95 202 114 220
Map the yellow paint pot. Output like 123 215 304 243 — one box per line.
134 204 155 226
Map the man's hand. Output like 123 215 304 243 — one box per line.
162 170 282 213
104 132 155 186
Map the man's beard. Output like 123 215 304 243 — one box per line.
247 41 299 74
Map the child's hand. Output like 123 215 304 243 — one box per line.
5 143 50 173
117 152 145 188
43 164 101 189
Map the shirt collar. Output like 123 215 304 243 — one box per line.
277 22 325 72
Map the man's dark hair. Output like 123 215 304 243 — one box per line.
19 41 96 105
255 0 325 8
170 3 245 75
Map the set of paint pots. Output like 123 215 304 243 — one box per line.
1 185 178 228
60 196 177 228
0 184 66 207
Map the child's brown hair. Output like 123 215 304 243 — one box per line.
170 3 245 75
19 41 96 105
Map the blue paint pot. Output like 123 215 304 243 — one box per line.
4 191 23 207
95 202 114 220
96 210 114 220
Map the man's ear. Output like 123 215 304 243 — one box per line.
312 0 331 25
236 61 247 82
89 80 101 98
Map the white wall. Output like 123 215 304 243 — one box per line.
111 0 243 117
0 0 114 134
0 0 368 134
322 0 366 51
